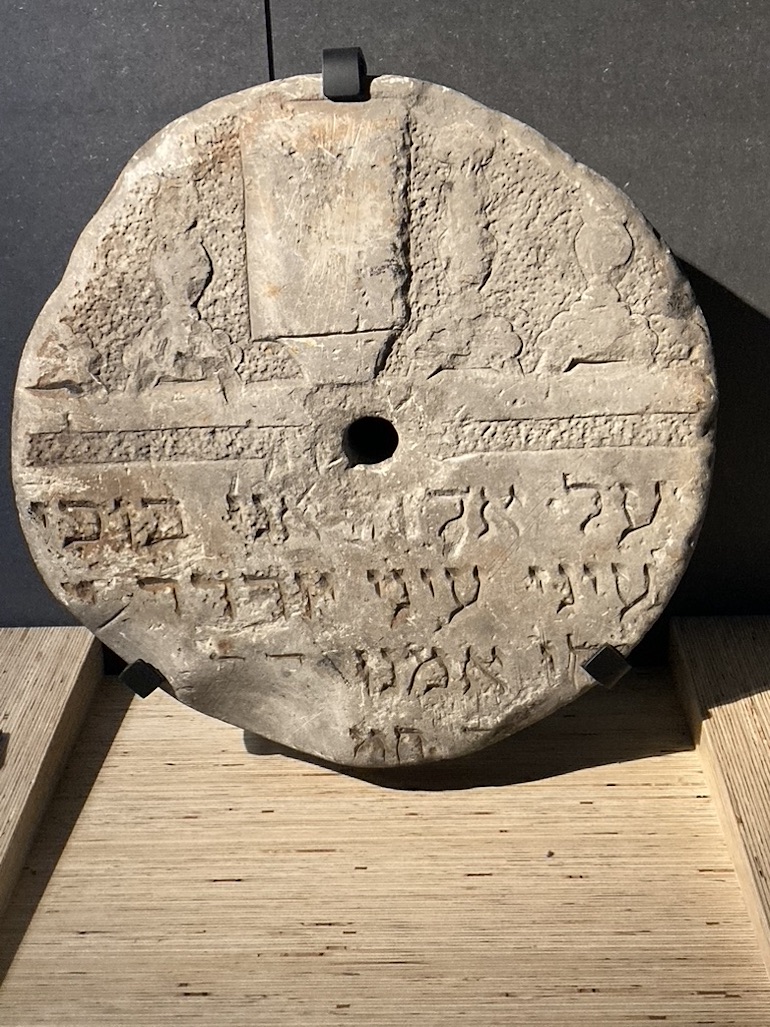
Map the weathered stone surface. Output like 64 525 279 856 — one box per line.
11 75 716 767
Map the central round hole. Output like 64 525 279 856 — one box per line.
343 416 399 466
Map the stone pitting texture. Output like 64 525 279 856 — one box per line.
12 75 716 767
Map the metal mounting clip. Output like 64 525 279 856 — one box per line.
119 659 167 698
322 47 368 101
582 645 631 689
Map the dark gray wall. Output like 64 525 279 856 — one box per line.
3 2 769 658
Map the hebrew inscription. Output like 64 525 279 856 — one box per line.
29 494 186 552
12 74 715 768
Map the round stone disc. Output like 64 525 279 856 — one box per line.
12 75 716 767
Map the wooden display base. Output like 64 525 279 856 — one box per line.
672 617 770 978
1 622 770 1025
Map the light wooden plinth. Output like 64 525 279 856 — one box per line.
0 627 101 917
672 616 770 978
2 655 769 1025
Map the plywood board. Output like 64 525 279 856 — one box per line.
0 627 101 916
672 616 770 977
2 666 769 1025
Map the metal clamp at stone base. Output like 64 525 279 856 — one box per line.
119 659 167 699
322 47 368 101
582 646 631 689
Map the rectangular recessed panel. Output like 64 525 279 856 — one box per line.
241 100 409 339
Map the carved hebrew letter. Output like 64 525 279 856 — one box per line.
409 649 450 696
563 474 603 532
396 728 425 762
446 565 482 622
138 576 180 613
293 571 335 620
131 498 185 547
189 574 233 622
613 562 654 621
618 481 663 544
57 500 101 546
232 574 285 625
361 649 398 696
367 568 410 626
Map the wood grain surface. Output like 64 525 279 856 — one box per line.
672 616 770 979
0 627 101 918
2 663 769 1025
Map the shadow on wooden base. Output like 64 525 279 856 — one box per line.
672 616 770 979
0 676 134 986
244 669 692 791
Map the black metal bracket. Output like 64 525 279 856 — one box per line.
322 47 368 101
119 659 167 698
582 645 631 689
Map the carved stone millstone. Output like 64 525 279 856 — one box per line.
12 75 716 767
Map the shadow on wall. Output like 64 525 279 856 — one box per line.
632 259 770 665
